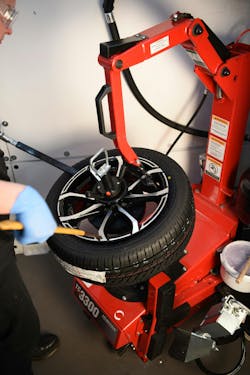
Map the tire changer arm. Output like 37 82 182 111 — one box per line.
95 8 250 366
96 11 250 206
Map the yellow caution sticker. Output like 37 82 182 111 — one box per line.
207 135 226 162
210 115 229 140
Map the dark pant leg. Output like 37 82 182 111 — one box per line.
0 260 40 375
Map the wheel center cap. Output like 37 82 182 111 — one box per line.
93 176 127 203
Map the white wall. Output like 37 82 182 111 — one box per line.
0 0 249 196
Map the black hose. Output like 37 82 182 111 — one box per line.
103 0 115 13
123 68 208 137
166 90 208 155
103 5 250 142
104 13 208 138
195 332 246 375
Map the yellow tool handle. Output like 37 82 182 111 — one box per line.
0 220 24 231
236 257 250 284
54 226 86 236
0 220 86 236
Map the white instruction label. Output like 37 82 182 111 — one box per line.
207 135 226 162
210 115 229 140
205 156 222 181
150 35 169 55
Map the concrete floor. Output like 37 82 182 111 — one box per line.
17 251 250 375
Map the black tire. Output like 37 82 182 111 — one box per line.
47 148 195 287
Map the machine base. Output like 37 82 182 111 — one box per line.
73 188 239 361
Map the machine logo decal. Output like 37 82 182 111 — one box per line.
114 310 125 321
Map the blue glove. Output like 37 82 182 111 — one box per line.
10 186 57 245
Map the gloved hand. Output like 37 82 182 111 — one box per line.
10 186 57 244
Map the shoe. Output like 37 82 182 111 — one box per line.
32 333 59 361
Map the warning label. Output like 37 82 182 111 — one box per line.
210 115 229 140
207 135 226 162
150 36 169 55
205 156 222 181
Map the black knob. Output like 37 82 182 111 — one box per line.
193 24 203 35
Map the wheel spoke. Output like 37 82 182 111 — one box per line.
117 205 140 234
147 167 163 175
127 177 141 192
98 210 113 240
59 203 104 222
127 167 164 192
124 186 169 200
59 192 95 201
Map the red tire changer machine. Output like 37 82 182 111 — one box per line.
73 12 250 364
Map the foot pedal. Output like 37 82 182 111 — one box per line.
168 328 216 362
